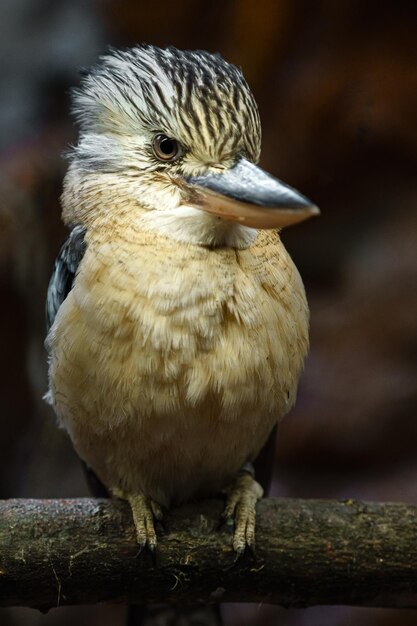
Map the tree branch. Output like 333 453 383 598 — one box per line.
1 497 417 610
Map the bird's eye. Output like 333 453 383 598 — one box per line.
152 134 181 161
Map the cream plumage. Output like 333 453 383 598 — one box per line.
45 44 317 553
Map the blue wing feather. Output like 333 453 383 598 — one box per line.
46 225 86 331
45 225 109 496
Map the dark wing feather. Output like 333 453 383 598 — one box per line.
46 225 86 331
46 226 109 497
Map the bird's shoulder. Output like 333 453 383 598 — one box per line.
46 225 87 331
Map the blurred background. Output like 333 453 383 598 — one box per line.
0 0 416 624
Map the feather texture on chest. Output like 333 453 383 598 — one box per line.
47 226 308 502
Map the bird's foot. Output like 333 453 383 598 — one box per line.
222 464 263 556
113 488 163 551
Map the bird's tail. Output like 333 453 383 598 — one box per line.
127 604 223 625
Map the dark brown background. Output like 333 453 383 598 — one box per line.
0 1 416 624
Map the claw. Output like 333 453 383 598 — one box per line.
113 488 163 551
222 470 263 556
130 494 157 550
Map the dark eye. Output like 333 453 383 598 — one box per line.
152 133 181 161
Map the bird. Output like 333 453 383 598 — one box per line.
45 44 318 559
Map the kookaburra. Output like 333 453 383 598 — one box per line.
45 44 318 554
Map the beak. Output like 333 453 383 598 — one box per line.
185 158 319 229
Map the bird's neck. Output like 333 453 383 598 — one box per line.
62 168 258 249
137 205 257 249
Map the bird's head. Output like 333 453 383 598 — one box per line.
64 45 318 247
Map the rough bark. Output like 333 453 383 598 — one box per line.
1 497 417 610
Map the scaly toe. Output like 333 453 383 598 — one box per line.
125 492 160 551
223 471 263 556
